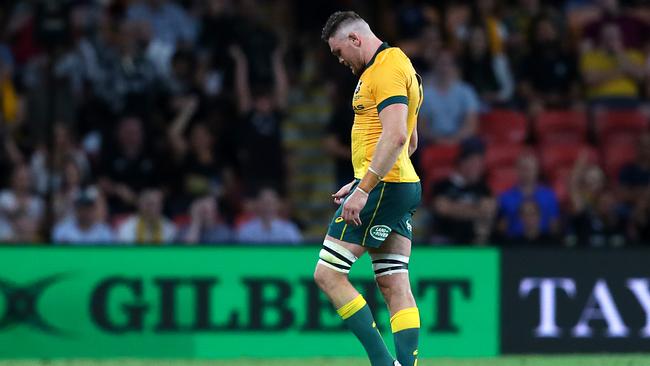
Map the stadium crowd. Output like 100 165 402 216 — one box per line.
0 0 648 246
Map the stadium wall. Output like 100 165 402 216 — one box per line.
0 247 648 358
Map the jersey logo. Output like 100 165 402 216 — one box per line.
353 104 364 111
369 225 392 241
335 217 344 223
354 80 363 95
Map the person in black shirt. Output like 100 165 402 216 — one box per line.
229 43 289 196
518 15 580 112
430 137 496 244
324 104 354 189
98 116 159 215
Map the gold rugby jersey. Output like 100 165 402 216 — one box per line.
351 42 422 183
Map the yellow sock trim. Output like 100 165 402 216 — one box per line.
390 307 420 333
337 295 367 320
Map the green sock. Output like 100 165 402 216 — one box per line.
391 307 420 366
338 295 394 366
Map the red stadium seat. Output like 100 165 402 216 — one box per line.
539 144 598 181
601 141 637 182
479 109 527 144
595 109 649 144
420 144 459 203
535 110 587 145
488 166 518 194
485 143 527 170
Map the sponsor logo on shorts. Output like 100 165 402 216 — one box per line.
369 225 392 241
335 217 344 223
406 220 412 232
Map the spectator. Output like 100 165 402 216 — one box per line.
518 16 580 113
568 190 626 247
230 44 288 196
629 187 650 244
236 188 302 244
116 188 176 244
419 50 480 146
461 25 515 107
581 0 649 51
324 101 354 189
178 196 233 244
619 133 650 207
167 97 228 209
99 116 160 215
127 0 198 75
7 209 41 243
506 199 557 246
52 158 86 221
52 186 114 244
497 153 561 240
30 123 90 196
430 138 496 244
580 23 645 105
0 164 44 226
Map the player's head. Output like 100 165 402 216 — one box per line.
322 11 372 75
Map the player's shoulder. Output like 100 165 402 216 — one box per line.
376 47 410 67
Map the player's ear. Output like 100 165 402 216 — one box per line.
348 32 361 47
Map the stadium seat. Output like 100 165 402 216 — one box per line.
535 110 587 145
595 109 649 145
539 144 598 181
601 141 637 182
485 143 527 170
488 166 518 195
420 144 459 203
479 109 527 144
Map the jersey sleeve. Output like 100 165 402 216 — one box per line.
372 58 409 113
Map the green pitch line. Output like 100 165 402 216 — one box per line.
2 356 650 366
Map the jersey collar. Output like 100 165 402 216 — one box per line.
364 42 390 71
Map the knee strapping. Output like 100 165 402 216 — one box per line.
372 253 409 277
318 240 358 274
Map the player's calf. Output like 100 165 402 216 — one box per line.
373 254 420 366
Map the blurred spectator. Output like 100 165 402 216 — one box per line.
619 133 650 207
419 50 480 145
518 16 580 113
178 196 233 244
568 190 626 247
506 200 557 246
7 209 41 243
127 0 197 75
0 164 44 226
52 186 113 244
51 158 85 221
580 23 645 105
99 116 160 215
116 188 176 244
629 187 650 244
236 188 302 244
167 98 231 211
505 0 559 56
230 44 288 196
581 0 649 51
430 138 496 244
323 102 354 189
497 153 561 240
30 123 90 195
567 152 625 247
460 25 514 106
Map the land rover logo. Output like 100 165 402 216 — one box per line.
369 225 391 241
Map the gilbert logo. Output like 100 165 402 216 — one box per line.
369 225 391 241
0 274 70 334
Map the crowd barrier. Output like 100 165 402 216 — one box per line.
0 246 647 358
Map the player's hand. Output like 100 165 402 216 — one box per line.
332 181 356 205
342 189 368 226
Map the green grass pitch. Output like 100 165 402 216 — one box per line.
2 356 650 366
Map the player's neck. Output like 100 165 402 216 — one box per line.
362 37 384 66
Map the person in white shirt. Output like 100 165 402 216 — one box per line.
236 188 302 244
117 188 176 244
52 186 114 244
